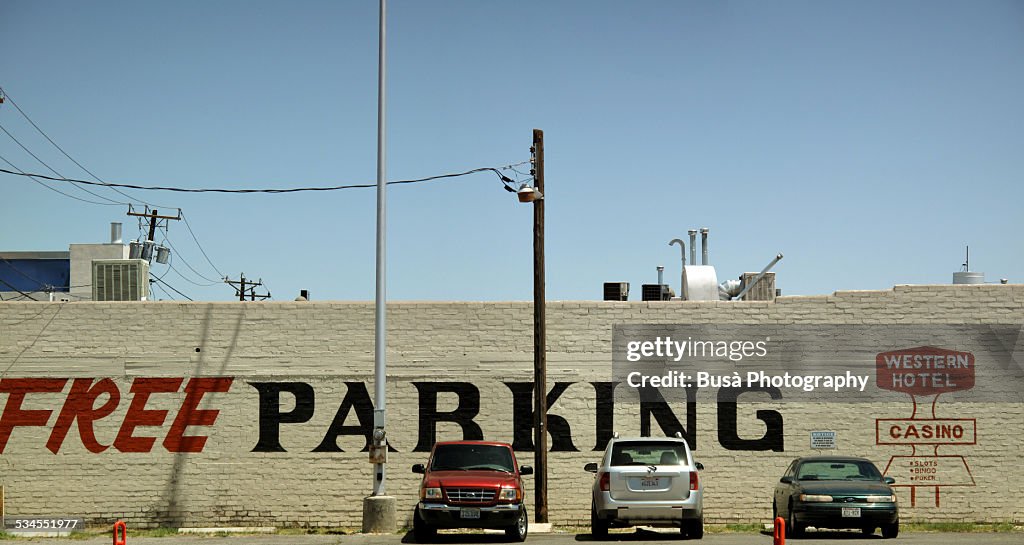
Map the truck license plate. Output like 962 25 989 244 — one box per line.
460 508 481 520
841 507 861 518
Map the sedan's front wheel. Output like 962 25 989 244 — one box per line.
881 520 899 539
505 507 528 542
787 502 803 538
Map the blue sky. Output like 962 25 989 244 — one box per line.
1 0 1021 301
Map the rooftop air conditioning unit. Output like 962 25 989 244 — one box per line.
603 282 629 301
641 284 673 301
92 259 150 301
740 271 777 301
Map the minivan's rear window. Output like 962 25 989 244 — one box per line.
610 441 689 466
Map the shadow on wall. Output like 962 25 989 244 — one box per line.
156 304 245 527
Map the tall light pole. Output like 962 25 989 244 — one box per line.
372 0 388 498
363 0 396 533
515 131 548 523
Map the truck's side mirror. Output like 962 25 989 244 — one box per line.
519 465 534 475
412 464 426 474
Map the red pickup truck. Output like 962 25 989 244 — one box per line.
412 440 532 542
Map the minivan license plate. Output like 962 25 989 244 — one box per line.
841 507 861 518
460 508 481 520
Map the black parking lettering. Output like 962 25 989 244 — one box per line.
249 382 315 453
413 382 483 451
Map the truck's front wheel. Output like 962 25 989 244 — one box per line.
505 508 528 542
413 508 436 543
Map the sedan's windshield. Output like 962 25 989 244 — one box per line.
797 460 882 481
430 444 515 472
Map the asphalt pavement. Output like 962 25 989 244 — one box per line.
12 527 1022 545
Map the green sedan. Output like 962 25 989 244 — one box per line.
773 456 899 538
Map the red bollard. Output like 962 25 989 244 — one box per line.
773 516 785 545
113 520 127 545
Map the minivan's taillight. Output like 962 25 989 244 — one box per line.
599 472 610 491
689 471 699 491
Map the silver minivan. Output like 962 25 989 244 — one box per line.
584 434 704 539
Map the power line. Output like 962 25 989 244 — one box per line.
168 260 221 287
180 211 225 278
0 277 38 300
0 156 220 292
0 255 46 283
151 233 204 286
150 275 193 301
0 255 70 293
1 302 64 378
151 279 175 301
162 235 222 284
0 87 170 208
0 121 126 205
0 165 523 194
0 152 120 206
260 279 274 301
0 89 214 284
154 211 224 288
152 239 221 287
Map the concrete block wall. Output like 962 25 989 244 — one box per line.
0 284 1021 528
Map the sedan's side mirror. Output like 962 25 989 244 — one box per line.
584 462 599 473
780 476 793 484
884 476 895 484
412 463 426 474
695 462 705 471
519 465 534 475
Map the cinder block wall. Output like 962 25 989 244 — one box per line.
0 284 1021 528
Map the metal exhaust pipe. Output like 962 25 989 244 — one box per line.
110 222 122 244
657 265 665 286
700 227 709 265
688 229 697 267
669 238 686 295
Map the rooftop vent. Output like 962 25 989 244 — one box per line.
953 246 984 284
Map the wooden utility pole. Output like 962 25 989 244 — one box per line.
126 206 181 241
531 128 548 524
224 273 270 301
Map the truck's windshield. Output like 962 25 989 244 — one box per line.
430 444 515 473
